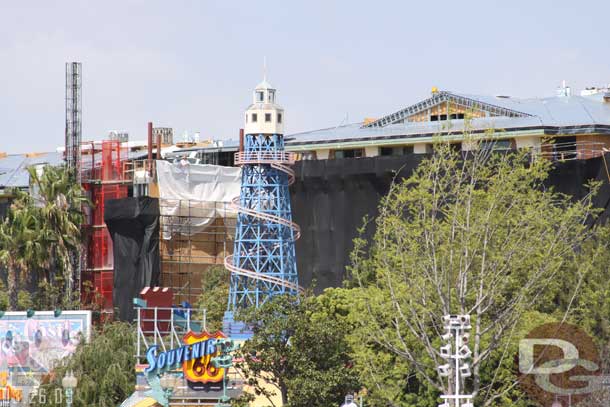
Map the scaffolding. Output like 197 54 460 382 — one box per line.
159 199 236 306
81 140 129 313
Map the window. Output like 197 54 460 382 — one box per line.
333 148 364 159
265 113 272 122
299 151 317 160
450 113 466 120
430 115 439 121
380 146 414 156
277 113 282 123
440 114 448 121
256 91 264 102
268 90 275 103
481 139 515 152
252 113 257 122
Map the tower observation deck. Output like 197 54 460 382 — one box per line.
223 78 301 338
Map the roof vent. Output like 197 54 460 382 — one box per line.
556 80 571 97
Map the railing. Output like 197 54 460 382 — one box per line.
538 141 606 161
122 159 155 183
227 149 304 293
134 305 208 360
234 151 296 165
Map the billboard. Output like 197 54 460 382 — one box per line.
0 311 91 378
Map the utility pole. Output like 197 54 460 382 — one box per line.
437 315 474 407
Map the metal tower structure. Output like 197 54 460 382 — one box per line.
64 62 82 301
65 62 82 183
223 78 301 338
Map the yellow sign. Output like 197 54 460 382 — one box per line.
182 331 226 384
0 371 22 401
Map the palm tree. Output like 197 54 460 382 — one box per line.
0 165 86 310
28 165 87 304
0 191 46 309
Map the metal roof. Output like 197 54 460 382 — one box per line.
0 152 63 190
288 92 610 147
365 91 533 128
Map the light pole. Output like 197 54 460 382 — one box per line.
340 394 359 407
61 371 77 407
437 315 473 407
159 374 180 407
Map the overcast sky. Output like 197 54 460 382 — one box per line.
1 0 608 154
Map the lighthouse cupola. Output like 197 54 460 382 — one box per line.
244 77 284 135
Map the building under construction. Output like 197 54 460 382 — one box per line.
3 79 610 319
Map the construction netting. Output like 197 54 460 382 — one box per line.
156 160 241 239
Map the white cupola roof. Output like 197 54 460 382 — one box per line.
245 76 284 135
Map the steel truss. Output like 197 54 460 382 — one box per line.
224 133 301 336
364 91 533 128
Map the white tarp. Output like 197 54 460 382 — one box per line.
156 160 241 239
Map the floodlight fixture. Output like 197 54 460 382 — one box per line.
460 363 472 378
441 331 453 341
438 364 451 377
459 345 472 359
440 344 452 359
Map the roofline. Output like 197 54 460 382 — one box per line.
285 124 610 150
363 91 534 128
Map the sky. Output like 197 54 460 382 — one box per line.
1 0 609 154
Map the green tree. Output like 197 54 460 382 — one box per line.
347 138 606 406
29 165 87 304
32 322 136 407
196 265 230 331
234 293 361 407
0 165 86 310
0 190 46 309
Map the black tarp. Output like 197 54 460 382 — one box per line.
102 154 610 303
104 196 160 321
291 155 424 291
291 154 610 292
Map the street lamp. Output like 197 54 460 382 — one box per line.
159 374 180 405
437 314 474 407
61 371 77 407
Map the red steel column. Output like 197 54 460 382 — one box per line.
147 122 153 172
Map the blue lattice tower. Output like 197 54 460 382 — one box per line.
223 78 301 338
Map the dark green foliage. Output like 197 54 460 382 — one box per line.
32 322 136 407
234 293 361 407
0 165 87 310
196 265 230 331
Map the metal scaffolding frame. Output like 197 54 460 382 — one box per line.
160 199 236 305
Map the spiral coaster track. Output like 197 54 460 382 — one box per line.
224 151 304 294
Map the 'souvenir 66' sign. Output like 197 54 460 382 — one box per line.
144 330 226 384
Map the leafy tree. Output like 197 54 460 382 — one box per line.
347 138 606 406
234 293 361 407
32 322 136 407
196 265 230 331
